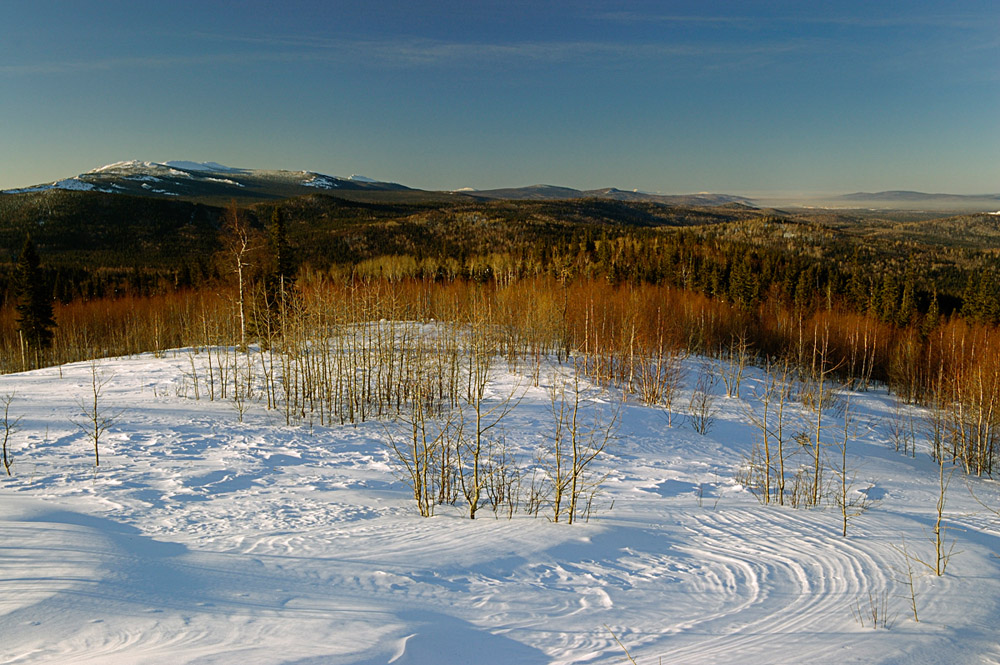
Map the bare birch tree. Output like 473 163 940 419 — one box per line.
1 393 20 475
456 313 520 519
830 393 875 536
740 357 795 504
223 201 253 350
545 365 618 524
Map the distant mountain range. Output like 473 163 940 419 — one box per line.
4 162 998 212
825 191 1000 212
1 161 755 207
456 184 755 207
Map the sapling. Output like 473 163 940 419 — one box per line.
830 394 875 537
1 393 21 475
74 361 122 467
718 332 752 399
925 455 959 576
740 357 795 504
890 537 922 622
456 314 521 519
545 365 618 524
606 626 640 665
385 379 459 517
803 322 842 507
688 367 718 436
658 348 687 428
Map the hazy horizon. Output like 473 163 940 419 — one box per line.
2 1 997 195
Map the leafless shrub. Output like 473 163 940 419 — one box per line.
851 588 895 630
688 367 718 436
890 537 923 623
887 397 917 457
718 332 752 399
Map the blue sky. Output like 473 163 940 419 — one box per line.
1 0 997 195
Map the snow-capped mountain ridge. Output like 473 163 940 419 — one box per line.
163 161 246 174
3 161 408 202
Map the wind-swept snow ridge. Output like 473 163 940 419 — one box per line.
87 160 244 175
163 161 246 173
0 346 999 664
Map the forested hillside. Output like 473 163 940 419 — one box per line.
3 187 999 320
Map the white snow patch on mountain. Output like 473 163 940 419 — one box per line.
88 160 158 173
139 184 179 195
4 179 102 194
302 173 343 189
53 178 96 191
163 161 244 173
204 177 244 187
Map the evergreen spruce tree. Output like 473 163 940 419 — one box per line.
922 290 941 338
729 254 760 310
793 268 813 311
961 272 983 322
270 207 294 286
878 273 900 323
249 206 296 346
977 270 1000 324
898 278 916 327
14 236 55 368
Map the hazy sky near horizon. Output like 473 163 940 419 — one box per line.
2 0 997 195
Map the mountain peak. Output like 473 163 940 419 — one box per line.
2 160 409 202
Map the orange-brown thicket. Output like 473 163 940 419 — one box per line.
0 274 933 391
557 282 743 391
5 273 1000 474
756 304 893 388
0 289 237 373
919 318 1000 475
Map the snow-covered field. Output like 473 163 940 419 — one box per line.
1 348 999 664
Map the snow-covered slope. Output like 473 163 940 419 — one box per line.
1 347 999 664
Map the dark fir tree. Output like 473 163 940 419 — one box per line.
14 236 55 368
248 207 297 346
922 290 941 338
269 206 296 319
270 207 294 286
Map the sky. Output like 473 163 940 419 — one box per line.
1 0 998 195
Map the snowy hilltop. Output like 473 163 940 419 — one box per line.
1 160 406 201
